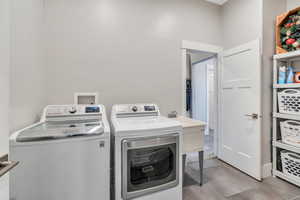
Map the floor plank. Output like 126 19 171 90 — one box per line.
226 187 283 200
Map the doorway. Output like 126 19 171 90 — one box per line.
182 40 262 181
181 41 223 185
186 50 218 159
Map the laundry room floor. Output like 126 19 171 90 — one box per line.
183 159 300 200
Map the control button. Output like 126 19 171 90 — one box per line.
85 106 100 113
132 106 138 112
144 105 155 111
69 107 77 114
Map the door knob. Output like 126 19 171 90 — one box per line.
244 113 259 119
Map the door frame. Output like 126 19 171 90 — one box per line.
181 40 223 157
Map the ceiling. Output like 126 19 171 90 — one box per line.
205 0 228 5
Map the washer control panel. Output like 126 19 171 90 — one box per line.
46 105 101 117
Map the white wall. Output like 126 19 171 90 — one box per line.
10 0 47 132
262 0 286 166
287 0 300 10
44 0 222 116
0 0 10 198
8 0 287 171
0 0 10 155
221 0 263 49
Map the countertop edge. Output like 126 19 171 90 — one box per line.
0 154 19 178
172 116 206 128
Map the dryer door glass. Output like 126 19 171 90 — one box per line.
128 144 176 189
122 134 179 199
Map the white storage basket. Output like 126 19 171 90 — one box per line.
281 151 300 180
280 120 300 147
278 89 300 115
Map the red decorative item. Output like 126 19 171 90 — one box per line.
285 22 295 28
286 38 296 45
295 72 300 83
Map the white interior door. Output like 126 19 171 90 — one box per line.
0 0 10 198
192 60 208 122
219 40 262 180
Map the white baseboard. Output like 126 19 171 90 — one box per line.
262 163 272 178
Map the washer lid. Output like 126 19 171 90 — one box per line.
16 120 104 142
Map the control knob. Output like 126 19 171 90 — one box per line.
132 106 138 112
69 107 77 114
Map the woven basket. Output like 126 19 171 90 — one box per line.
280 120 300 147
278 89 300 115
281 151 300 180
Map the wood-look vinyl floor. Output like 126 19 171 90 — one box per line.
183 159 300 200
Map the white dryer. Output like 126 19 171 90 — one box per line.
10 105 110 200
111 104 183 200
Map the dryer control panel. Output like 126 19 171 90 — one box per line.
112 104 160 118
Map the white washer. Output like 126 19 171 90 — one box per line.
111 104 183 200
10 105 110 200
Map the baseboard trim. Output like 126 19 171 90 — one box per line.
262 163 272 178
